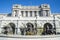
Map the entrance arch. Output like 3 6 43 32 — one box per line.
26 23 34 35
42 23 53 35
26 23 34 29
2 22 16 34
9 23 16 34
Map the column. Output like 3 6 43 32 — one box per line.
43 10 46 16
28 11 30 17
37 11 39 17
12 10 16 17
18 10 21 17
32 11 34 17
33 11 35 17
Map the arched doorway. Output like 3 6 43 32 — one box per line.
26 23 34 35
2 23 16 34
9 23 15 34
26 23 34 31
42 23 53 35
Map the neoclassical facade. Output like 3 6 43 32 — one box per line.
0 4 60 35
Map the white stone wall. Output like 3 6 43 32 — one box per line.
0 4 60 35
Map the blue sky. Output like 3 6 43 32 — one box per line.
0 0 60 14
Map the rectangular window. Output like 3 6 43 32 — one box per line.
46 10 49 16
34 11 37 17
39 11 41 16
15 10 18 17
21 11 24 17
26 11 28 17
30 11 32 17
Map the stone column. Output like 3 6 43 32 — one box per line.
12 10 16 17
23 11 25 17
28 11 30 17
32 11 34 17
33 11 34 17
37 11 39 17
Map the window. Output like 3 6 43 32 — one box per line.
14 10 18 17
44 5 47 8
39 11 41 16
30 11 32 17
15 6 18 8
46 10 49 16
25 11 28 17
15 10 17 13
43 5 48 8
39 11 43 16
21 11 24 17
34 11 37 17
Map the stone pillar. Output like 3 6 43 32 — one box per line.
33 11 35 17
28 11 30 17
12 10 16 17
18 10 21 17
42 10 46 16
37 11 39 17
24 12 25 17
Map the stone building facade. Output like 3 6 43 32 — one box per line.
0 4 60 35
